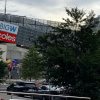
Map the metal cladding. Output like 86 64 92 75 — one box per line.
0 13 61 47
16 26 42 47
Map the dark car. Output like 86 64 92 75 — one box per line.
7 81 37 96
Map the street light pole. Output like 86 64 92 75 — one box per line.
5 0 7 14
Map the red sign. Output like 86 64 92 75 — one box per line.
0 31 17 44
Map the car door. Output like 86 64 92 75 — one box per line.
7 84 14 91
32 86 47 99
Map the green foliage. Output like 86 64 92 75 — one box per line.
21 46 44 81
34 7 100 100
0 49 7 83
0 48 4 60
0 60 7 81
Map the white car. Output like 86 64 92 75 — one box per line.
38 85 64 92
30 85 64 100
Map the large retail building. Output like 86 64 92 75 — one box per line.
0 13 61 61
0 13 61 78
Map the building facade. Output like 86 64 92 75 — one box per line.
0 13 61 78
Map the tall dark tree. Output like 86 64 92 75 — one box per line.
34 7 100 100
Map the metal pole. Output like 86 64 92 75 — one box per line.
11 94 13 99
51 96 53 100
5 0 7 14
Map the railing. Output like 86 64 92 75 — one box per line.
0 13 62 27
0 91 91 100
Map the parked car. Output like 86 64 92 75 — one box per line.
29 85 64 100
6 81 37 96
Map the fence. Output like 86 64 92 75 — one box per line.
0 13 62 27
0 91 91 100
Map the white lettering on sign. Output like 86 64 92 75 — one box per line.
0 21 19 34
0 33 16 42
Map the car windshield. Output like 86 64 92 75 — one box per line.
49 85 61 90
25 83 36 87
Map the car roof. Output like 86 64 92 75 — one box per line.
15 81 35 84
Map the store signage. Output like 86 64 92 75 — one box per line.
0 31 17 44
0 21 19 34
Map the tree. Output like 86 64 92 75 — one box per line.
34 7 100 100
21 46 44 81
0 48 7 83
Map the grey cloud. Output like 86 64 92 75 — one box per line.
8 10 19 13
8 0 66 16
9 0 60 7
66 0 98 7
1 0 100 22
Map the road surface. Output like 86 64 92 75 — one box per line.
0 93 32 100
0 84 8 91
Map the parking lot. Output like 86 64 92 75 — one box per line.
0 80 91 100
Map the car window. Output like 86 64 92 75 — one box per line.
38 86 42 90
14 82 18 86
18 82 25 86
41 86 48 90
25 83 36 87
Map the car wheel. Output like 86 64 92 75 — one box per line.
7 93 11 95
7 90 11 95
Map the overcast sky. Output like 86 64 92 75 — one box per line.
0 0 100 22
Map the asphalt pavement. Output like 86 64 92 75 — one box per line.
0 93 32 100
0 84 8 91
